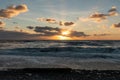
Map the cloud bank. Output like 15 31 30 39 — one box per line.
0 30 38 40
27 26 88 37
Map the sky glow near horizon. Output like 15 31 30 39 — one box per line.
0 0 120 40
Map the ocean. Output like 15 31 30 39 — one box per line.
0 40 120 70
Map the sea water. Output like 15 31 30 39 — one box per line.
0 40 120 70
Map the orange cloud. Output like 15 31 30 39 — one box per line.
0 4 28 19
0 21 5 27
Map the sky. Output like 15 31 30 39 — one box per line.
0 0 120 40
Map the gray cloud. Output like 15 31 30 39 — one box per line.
0 30 39 40
79 13 108 23
33 26 88 37
37 18 75 26
0 25 89 40
70 31 89 37
0 4 28 19
59 21 75 26
108 6 118 16
27 26 34 29
37 18 57 24
93 34 110 36
111 23 120 28
89 13 108 22
79 6 119 23
34 26 61 36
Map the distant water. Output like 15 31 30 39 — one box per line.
0 40 120 70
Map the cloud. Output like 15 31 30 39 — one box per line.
79 6 119 23
0 21 5 27
89 13 108 22
108 6 118 16
111 23 120 28
79 12 108 23
0 30 39 40
27 26 34 29
59 21 75 26
37 17 75 26
37 18 57 24
33 26 88 37
0 4 28 19
93 33 110 36
70 31 89 37
0 25 89 40
34 26 61 36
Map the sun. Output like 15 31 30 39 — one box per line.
57 35 71 40
55 30 72 40
61 30 71 36
53 30 72 40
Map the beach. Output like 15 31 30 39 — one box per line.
0 68 120 80
0 40 120 79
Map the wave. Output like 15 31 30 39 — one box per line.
0 40 120 49
0 47 120 59
4 47 120 53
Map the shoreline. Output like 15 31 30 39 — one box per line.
0 55 120 70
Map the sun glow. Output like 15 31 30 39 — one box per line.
61 31 70 36
57 35 71 40
52 30 72 40
61 30 71 36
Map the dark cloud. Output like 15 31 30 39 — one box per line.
111 23 120 28
27 26 34 29
34 26 88 37
79 13 108 23
0 21 5 27
59 21 75 26
37 18 75 26
80 6 119 23
13 22 18 24
37 18 57 24
93 34 110 36
0 30 38 40
70 31 89 37
34 26 61 36
89 13 108 22
108 6 118 16
0 25 89 40
0 4 28 19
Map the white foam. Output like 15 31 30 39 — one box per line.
0 55 120 70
